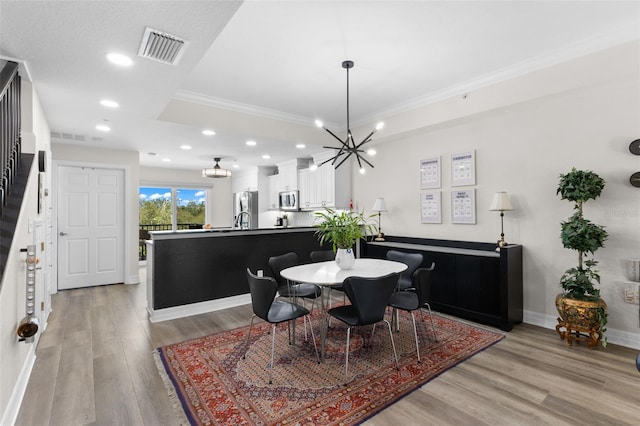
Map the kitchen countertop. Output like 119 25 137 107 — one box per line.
149 226 316 240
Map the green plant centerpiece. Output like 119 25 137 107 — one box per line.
314 208 376 269
555 167 608 348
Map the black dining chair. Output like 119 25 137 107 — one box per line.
243 268 319 384
388 265 437 363
327 272 400 385
269 252 322 303
310 249 335 263
386 250 424 291
269 252 322 338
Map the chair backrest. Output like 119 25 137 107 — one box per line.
413 263 435 306
386 250 423 286
268 252 299 287
310 250 334 263
246 268 278 321
343 272 400 326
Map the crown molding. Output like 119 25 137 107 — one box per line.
176 24 639 129
174 90 342 129
376 24 640 120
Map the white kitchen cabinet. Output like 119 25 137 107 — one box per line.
267 173 282 210
297 168 311 209
231 171 258 193
298 151 352 209
276 159 303 191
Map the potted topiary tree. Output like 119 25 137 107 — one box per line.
555 167 609 348
314 208 376 269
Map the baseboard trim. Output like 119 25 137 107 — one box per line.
126 274 140 285
148 294 251 323
523 309 640 350
1 344 36 426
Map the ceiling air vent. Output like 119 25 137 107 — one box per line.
138 27 187 66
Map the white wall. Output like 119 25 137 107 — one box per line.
140 166 233 228
0 79 50 425
352 41 640 347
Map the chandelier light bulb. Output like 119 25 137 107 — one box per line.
367 148 377 156
315 119 324 128
376 122 385 131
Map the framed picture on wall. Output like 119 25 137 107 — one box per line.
451 189 476 224
420 157 441 189
451 150 475 186
421 191 442 223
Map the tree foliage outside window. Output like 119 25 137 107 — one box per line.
139 187 206 229
139 187 172 225
176 189 205 226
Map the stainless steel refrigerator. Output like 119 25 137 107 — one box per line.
233 191 259 229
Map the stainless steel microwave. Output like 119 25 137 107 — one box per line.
279 190 300 211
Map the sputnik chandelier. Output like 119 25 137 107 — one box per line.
315 60 383 172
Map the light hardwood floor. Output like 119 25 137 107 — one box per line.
15 268 640 426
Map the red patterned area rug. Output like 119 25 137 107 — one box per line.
155 310 504 425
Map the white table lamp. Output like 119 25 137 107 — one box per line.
372 198 387 241
489 192 514 247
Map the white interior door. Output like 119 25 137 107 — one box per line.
57 166 124 289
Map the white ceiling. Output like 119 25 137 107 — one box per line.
1 1 639 173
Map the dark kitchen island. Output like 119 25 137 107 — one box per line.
146 227 326 322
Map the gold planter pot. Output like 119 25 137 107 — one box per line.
555 294 606 349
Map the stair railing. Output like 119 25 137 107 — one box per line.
0 60 22 219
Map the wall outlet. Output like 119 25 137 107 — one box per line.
623 282 640 304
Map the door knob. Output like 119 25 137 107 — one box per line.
59 232 68 236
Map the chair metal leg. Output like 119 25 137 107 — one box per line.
424 303 438 342
410 311 421 363
383 319 400 371
306 314 320 363
370 323 377 346
242 315 257 359
344 327 351 385
269 323 276 384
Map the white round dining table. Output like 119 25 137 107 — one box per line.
280 258 407 286
280 258 407 360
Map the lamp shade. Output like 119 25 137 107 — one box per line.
202 158 231 178
372 197 387 212
489 192 513 211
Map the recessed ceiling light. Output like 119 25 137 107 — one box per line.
246 140 256 146
180 145 192 150
99 99 119 108
96 124 111 132
296 144 306 149
262 154 270 159
202 129 216 136
232 164 239 169
162 158 171 162
106 52 133 67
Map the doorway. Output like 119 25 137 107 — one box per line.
57 165 125 289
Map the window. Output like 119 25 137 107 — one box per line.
176 188 206 229
139 186 207 231
139 187 172 231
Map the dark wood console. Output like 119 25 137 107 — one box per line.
362 236 523 331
